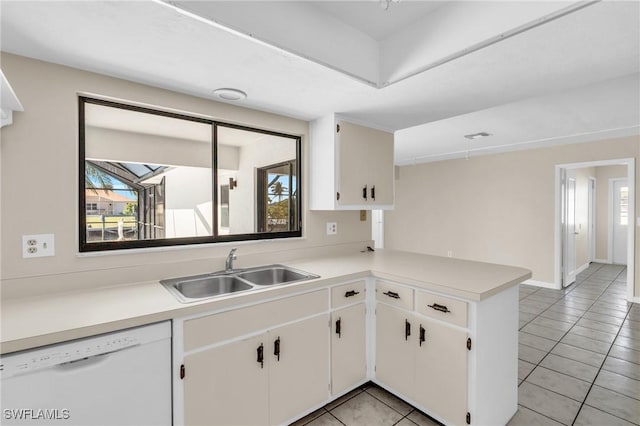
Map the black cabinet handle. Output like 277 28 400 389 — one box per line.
405 319 411 341
383 291 400 299
419 325 426 346
274 337 281 361
344 290 360 298
257 343 264 368
370 185 375 201
336 318 342 338
362 185 368 200
428 303 451 313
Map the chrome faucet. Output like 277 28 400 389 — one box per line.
225 248 238 272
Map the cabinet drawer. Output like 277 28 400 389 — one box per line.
376 281 413 310
184 289 328 351
331 281 366 308
416 291 467 327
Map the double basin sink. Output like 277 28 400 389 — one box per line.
161 264 320 303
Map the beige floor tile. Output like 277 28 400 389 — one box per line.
330 391 403 426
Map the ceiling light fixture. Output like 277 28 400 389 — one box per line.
212 88 247 101
464 132 491 140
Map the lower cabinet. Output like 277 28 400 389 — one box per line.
180 289 330 426
414 317 468 425
375 301 469 425
269 315 330 424
184 334 268 426
176 280 516 425
331 303 366 395
375 303 415 396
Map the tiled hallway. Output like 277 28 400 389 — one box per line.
292 263 639 426
511 263 639 425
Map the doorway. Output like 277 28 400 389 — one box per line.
555 159 635 301
610 178 629 265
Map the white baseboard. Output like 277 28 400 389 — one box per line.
521 279 559 290
594 258 611 264
577 263 590 274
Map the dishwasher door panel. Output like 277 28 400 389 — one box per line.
1 325 171 426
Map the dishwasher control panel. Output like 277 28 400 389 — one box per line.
0 322 170 379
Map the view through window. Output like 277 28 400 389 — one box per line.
80 97 302 251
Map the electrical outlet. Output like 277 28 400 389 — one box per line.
22 234 55 258
326 222 337 235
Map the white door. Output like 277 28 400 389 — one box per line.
563 169 577 287
612 179 629 265
588 178 596 263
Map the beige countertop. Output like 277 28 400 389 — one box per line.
1 250 531 354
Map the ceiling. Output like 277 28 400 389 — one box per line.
1 0 639 164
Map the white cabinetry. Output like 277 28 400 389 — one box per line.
309 115 394 210
1 70 23 128
173 277 519 426
375 282 469 425
177 290 330 426
374 280 519 426
330 281 367 395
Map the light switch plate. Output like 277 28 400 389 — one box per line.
22 234 55 258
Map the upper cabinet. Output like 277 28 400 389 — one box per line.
1 70 23 128
309 115 394 210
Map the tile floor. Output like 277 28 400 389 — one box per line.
291 263 639 426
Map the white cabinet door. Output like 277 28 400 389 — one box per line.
309 115 394 210
414 318 468 426
336 120 394 207
375 303 415 397
183 334 268 426
331 304 367 395
269 314 330 425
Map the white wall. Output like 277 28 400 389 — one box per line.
384 136 639 297
230 136 296 234
0 53 371 298
164 167 213 238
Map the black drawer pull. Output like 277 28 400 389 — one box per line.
419 325 426 346
344 290 360 298
383 291 400 299
362 185 368 200
370 185 375 200
428 303 451 313
336 318 341 338
257 343 264 368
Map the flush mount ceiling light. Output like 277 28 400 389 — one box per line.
212 88 247 101
464 132 492 140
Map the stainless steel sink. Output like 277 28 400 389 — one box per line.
235 265 319 286
161 264 319 303
161 274 253 303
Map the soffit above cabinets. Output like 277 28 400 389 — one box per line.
1 1 638 162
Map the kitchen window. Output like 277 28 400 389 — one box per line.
79 97 302 252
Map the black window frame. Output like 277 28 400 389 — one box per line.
79 96 302 252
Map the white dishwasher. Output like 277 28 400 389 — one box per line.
1 321 171 425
